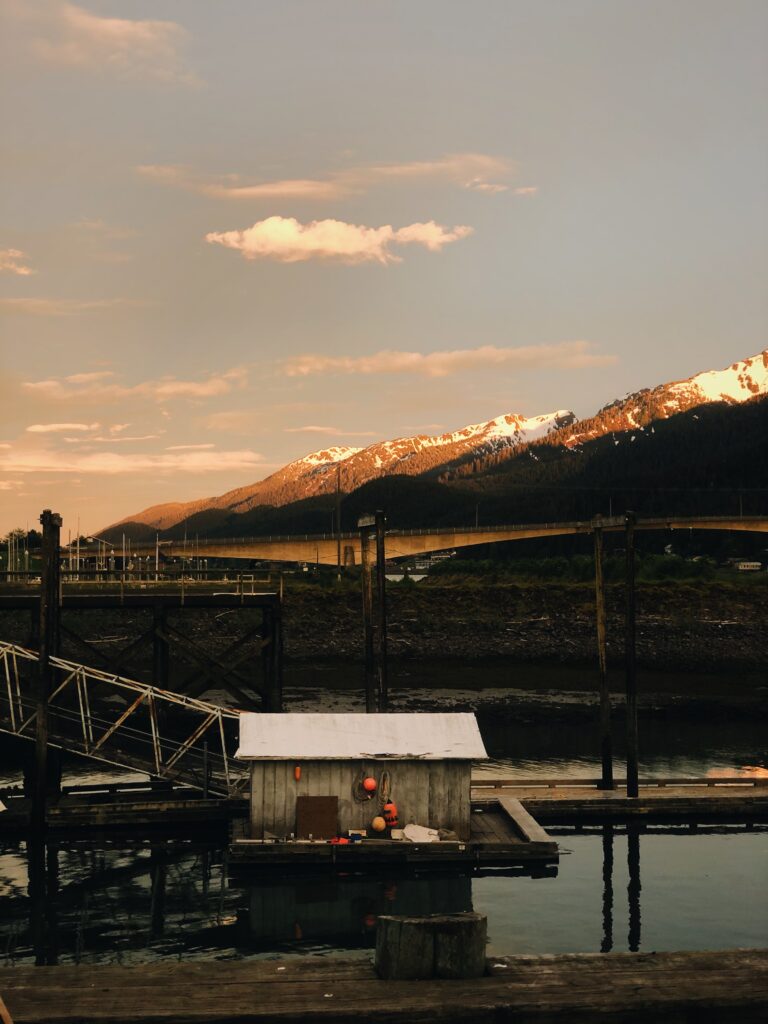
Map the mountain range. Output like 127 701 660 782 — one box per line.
105 350 768 540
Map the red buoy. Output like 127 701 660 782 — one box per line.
363 777 377 793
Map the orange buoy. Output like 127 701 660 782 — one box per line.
383 800 399 828
363 777 377 793
371 815 386 832
294 765 301 781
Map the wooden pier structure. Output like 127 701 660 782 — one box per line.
2 949 766 1022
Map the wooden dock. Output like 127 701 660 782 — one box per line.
2 950 766 1022
471 776 768 824
0 781 247 837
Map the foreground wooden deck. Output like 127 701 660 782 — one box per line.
2 950 766 1023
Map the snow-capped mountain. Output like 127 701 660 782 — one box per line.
560 351 768 449
107 410 575 530
107 350 767 533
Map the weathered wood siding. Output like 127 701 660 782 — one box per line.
248 760 471 840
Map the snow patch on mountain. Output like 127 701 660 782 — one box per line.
298 446 362 468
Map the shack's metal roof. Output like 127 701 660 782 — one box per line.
235 712 487 760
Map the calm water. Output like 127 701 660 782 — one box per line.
1 662 766 965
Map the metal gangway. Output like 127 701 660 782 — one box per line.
0 641 248 796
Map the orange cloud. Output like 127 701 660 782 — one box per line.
0 297 144 316
23 367 248 402
282 342 616 378
26 422 100 433
0 448 263 475
137 153 514 201
0 248 35 275
26 2 198 85
206 216 472 265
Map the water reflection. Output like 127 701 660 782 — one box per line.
627 826 641 953
2 824 766 966
600 825 613 953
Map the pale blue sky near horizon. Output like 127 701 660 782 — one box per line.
1 0 766 533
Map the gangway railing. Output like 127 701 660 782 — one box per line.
0 641 248 797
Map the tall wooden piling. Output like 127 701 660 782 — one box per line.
33 510 62 836
359 516 377 712
624 510 639 798
374 509 388 711
593 522 613 789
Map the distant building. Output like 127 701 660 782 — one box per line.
735 561 762 572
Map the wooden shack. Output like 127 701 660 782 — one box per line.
236 712 487 842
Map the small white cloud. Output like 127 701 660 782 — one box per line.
282 341 616 378
513 186 538 197
206 216 472 265
26 422 100 433
0 248 35 275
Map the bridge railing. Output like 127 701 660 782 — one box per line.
0 642 248 796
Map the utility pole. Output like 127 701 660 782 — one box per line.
336 462 342 579
33 509 62 836
359 515 376 712
624 511 639 798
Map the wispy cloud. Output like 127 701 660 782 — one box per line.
206 216 472 265
26 422 99 433
0 249 35 275
285 425 379 437
71 219 137 240
0 448 263 475
23 367 248 402
282 342 617 378
17 2 199 85
165 443 215 451
0 297 144 316
137 153 514 201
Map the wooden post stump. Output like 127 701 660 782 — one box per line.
375 913 487 980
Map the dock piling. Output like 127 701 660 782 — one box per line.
624 511 639 798
33 510 62 836
593 520 613 789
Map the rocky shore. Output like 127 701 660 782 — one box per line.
283 579 768 675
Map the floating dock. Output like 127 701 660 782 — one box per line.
471 776 768 824
229 794 559 869
2 950 766 1023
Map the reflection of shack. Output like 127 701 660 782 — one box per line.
247 876 472 947
236 713 487 842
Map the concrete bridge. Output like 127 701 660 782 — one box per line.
123 515 768 567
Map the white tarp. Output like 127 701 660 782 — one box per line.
236 712 487 760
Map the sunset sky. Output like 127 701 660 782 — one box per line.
1 0 766 535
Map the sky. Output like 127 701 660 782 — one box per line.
1 0 766 536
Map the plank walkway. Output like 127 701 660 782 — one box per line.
2 950 766 1022
472 778 768 823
